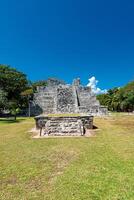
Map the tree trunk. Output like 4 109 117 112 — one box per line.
14 114 16 121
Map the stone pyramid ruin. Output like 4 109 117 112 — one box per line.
32 78 107 116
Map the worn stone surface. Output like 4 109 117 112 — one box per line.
35 115 93 136
31 78 108 116
57 85 76 113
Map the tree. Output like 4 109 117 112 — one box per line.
0 65 30 113
32 80 47 92
21 88 33 117
0 89 8 113
8 100 21 120
97 80 134 112
0 64 29 101
97 93 112 110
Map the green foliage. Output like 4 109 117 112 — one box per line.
97 81 134 112
8 100 21 120
32 80 47 92
0 64 29 101
21 88 34 103
0 64 30 112
0 89 8 111
21 88 33 96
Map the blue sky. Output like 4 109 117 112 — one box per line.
0 0 134 90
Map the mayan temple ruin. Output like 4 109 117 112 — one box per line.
33 78 107 136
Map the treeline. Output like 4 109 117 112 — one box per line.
0 64 65 118
0 64 134 118
97 81 134 112
0 64 47 118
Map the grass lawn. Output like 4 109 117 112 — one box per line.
0 115 134 200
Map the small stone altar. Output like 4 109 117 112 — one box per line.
35 114 93 136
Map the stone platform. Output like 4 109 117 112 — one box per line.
34 114 93 136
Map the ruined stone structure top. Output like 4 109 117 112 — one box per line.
32 78 107 116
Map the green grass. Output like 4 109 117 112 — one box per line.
0 115 134 200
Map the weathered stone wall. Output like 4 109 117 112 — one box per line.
33 87 57 114
35 115 93 136
79 105 108 116
31 78 108 116
57 85 76 113
76 86 100 109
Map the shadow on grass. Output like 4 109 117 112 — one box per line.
93 125 98 129
0 118 26 124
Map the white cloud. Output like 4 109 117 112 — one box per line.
87 76 107 94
